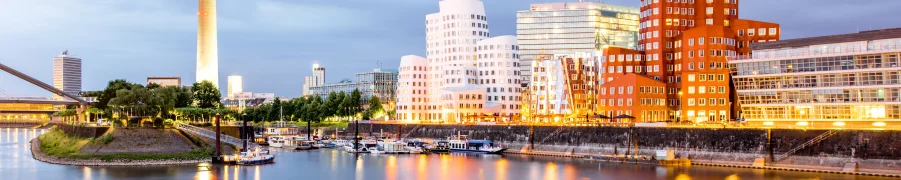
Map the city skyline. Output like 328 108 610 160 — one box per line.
1 0 899 98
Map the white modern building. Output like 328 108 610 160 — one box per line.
396 0 522 123
302 62 326 96
526 52 602 122
53 50 81 100
730 28 901 124
516 2 639 83
309 68 397 105
227 75 243 98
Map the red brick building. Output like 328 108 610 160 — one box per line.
599 0 779 123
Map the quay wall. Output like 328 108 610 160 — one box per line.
53 123 110 138
338 124 901 172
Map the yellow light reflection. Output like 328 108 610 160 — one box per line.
195 170 211 180
544 162 558 180
83 167 93 180
439 154 450 180
675 173 692 180
725 174 740 180
417 155 428 180
254 165 260 180
223 165 229 180
386 156 397 180
496 158 508 180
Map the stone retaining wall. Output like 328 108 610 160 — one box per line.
54 124 110 138
336 124 901 172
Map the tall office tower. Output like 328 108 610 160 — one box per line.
196 0 219 87
227 75 243 98
517 2 639 83
396 0 522 122
600 0 779 123
302 62 326 96
53 50 82 100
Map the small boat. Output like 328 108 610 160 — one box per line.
223 148 275 165
404 141 427 154
297 140 314 150
282 139 299 149
331 139 350 148
447 136 506 154
313 140 327 148
427 141 451 153
268 136 286 148
377 140 408 154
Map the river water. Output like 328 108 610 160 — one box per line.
0 128 886 180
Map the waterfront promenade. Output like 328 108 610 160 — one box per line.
3 127 897 180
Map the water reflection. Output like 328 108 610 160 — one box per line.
2 128 898 180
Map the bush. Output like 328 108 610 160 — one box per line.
153 117 164 128
94 133 114 144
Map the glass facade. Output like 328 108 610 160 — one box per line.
731 38 901 122
517 2 639 83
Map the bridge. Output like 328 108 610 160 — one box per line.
174 122 260 150
0 61 91 121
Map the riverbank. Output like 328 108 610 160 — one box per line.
31 128 211 166
0 122 44 128
344 123 901 177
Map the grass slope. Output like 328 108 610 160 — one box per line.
39 128 212 161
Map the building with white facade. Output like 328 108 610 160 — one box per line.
302 62 326 96
396 0 522 123
516 2 639 83
53 50 81 100
227 75 243 98
730 28 901 124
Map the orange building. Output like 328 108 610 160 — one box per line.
600 0 779 123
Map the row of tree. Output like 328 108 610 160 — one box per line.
241 89 384 123
68 80 226 122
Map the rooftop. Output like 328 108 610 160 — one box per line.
751 28 901 50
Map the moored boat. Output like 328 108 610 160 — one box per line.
446 136 506 154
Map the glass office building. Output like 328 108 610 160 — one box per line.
730 28 901 123
516 2 639 83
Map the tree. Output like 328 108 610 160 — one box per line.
95 80 135 111
271 97 283 121
367 96 382 114
192 80 221 108
174 86 194 108
351 89 362 114
146 83 162 89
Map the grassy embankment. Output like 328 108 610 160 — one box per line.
38 128 212 161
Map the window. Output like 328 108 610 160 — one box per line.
688 86 695 94
747 28 755 36
706 7 713 14
698 86 706 94
687 98 695 106
769 28 777 35
687 74 695 81
699 37 705 45
759 28 766 36
706 18 713 25
698 98 706 106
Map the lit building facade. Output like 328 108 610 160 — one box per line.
197 0 219 87
0 97 62 121
396 0 522 123
600 0 779 123
731 28 901 123
527 52 600 122
147 77 181 87
302 62 326 96
227 75 243 98
309 68 397 105
53 51 81 100
517 2 639 83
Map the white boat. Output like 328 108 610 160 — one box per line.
282 138 300 149
447 135 506 154
223 148 275 165
268 136 286 148
404 141 427 154
377 140 409 154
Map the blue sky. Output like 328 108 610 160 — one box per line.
1 0 899 98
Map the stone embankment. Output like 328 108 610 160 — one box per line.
30 138 209 166
338 124 901 175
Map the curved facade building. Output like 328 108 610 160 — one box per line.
397 0 522 123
